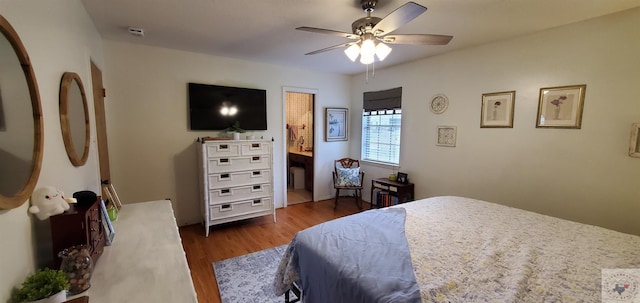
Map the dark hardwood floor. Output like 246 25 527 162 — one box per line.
179 198 366 303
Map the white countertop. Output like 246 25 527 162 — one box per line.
70 200 198 302
288 149 313 157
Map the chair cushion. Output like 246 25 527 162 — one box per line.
336 167 361 186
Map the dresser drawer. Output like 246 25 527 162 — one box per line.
240 142 270 156
208 169 271 189
209 183 272 205
207 155 271 173
205 142 240 158
209 197 272 221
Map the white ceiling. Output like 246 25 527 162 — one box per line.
81 0 640 75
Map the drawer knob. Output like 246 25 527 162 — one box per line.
220 158 229 163
220 144 228 149
221 189 231 194
251 143 260 148
252 171 261 176
253 185 261 190
252 156 260 161
220 173 230 179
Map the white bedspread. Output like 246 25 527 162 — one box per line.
401 196 640 302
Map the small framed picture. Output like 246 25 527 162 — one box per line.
481 91 515 128
396 172 408 184
325 108 348 142
630 123 640 158
436 126 457 147
536 84 586 128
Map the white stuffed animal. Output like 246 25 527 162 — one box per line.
29 186 73 220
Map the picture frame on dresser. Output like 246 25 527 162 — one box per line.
396 172 409 184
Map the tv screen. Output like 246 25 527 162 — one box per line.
188 83 267 131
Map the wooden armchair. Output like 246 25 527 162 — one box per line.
332 158 364 210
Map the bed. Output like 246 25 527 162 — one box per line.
273 196 640 302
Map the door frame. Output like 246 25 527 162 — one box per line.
282 86 318 207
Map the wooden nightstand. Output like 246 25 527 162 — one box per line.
370 178 414 208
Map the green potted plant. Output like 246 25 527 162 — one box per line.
225 121 246 140
12 268 69 303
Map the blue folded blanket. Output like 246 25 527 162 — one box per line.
274 207 421 303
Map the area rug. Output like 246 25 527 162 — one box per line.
213 244 289 303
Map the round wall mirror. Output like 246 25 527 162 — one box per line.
0 15 44 209
60 72 90 166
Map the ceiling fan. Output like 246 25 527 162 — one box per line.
296 0 453 64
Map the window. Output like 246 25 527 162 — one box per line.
361 87 402 165
362 109 402 165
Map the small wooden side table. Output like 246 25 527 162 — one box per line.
370 177 415 209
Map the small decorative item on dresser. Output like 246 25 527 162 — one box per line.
58 245 93 295
396 172 409 184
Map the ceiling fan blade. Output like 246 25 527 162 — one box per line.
304 42 356 55
296 27 359 40
372 2 427 35
381 34 453 45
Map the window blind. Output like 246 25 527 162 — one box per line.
361 87 402 165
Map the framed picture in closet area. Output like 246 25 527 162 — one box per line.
325 108 348 142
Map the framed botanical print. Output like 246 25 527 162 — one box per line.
481 91 515 128
536 84 586 128
325 108 348 141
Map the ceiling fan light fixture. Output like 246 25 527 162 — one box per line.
375 42 392 61
360 39 376 58
360 52 375 64
344 44 360 62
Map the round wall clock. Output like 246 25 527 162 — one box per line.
429 94 449 114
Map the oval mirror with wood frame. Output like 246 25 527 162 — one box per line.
0 15 44 209
60 72 90 166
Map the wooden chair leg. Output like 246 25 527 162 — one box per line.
355 189 362 210
334 189 340 209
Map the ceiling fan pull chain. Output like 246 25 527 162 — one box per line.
365 63 370 83
372 60 376 79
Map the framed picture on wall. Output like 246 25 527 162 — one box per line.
325 108 348 141
481 91 515 128
536 84 586 129
436 126 457 147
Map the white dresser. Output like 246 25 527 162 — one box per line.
68 200 198 303
197 139 276 236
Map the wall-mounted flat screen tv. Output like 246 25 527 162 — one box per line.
188 83 267 130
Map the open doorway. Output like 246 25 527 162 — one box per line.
284 89 315 205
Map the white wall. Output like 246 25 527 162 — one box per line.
0 0 104 301
102 41 351 226
351 8 640 235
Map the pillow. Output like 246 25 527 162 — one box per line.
336 167 361 186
